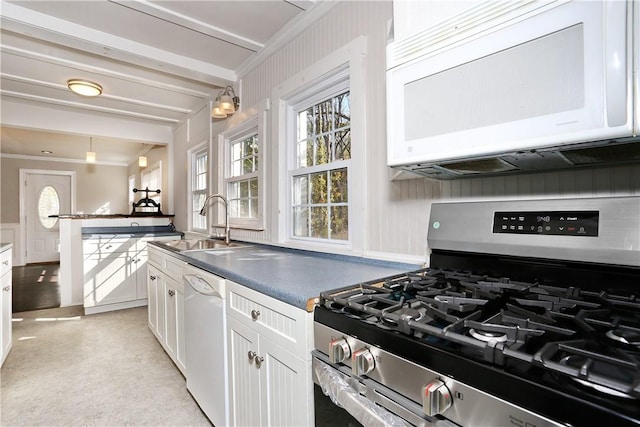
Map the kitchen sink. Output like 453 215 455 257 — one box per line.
159 239 248 252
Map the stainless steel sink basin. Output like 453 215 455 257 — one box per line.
160 239 247 252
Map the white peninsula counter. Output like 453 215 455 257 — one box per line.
58 215 181 313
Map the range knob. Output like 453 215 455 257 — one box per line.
422 379 452 416
352 348 375 376
329 338 351 364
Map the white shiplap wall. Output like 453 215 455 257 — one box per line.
234 0 640 263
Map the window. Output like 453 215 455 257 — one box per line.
228 134 259 219
140 161 162 213
128 175 135 206
219 110 265 230
292 91 350 241
38 186 60 229
189 145 208 233
275 37 366 251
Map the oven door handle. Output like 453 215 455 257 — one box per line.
313 354 409 427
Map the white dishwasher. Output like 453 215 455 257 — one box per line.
183 265 228 427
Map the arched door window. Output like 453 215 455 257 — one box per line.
38 185 60 229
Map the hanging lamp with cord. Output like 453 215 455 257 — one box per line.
86 137 96 163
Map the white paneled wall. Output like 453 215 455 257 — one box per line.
235 1 640 262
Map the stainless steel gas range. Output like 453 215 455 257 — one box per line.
313 197 640 427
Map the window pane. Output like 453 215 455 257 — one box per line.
334 92 350 129
239 180 249 198
298 107 314 141
250 178 258 196
330 168 348 203
316 100 333 134
292 175 308 205
310 172 327 204
293 207 309 237
250 199 258 218
335 130 351 161
330 206 348 240
310 206 328 238
243 157 254 174
38 186 59 229
315 135 331 165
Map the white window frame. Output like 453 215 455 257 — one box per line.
289 79 351 243
272 36 367 254
218 104 267 230
188 142 209 234
128 174 135 207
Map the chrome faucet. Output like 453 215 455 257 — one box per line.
199 194 230 244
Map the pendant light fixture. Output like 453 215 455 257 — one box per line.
86 137 96 163
138 156 148 167
68 79 103 97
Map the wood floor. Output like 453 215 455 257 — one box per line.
12 263 61 312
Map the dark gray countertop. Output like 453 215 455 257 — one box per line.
82 225 183 239
151 242 421 311
0 243 12 254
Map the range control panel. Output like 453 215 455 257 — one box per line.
493 210 599 236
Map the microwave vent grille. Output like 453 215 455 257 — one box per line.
560 142 640 166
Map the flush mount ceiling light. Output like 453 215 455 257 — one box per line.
211 85 239 119
68 79 103 97
86 137 96 163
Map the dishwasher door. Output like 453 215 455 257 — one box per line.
184 267 228 427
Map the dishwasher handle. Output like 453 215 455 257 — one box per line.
184 274 222 297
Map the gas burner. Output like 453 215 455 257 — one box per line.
469 328 508 343
395 307 425 322
606 329 640 347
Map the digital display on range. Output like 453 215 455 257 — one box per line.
493 210 599 236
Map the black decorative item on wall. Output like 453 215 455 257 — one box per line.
131 187 163 216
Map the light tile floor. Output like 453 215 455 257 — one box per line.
1 306 211 426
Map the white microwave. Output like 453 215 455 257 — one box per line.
387 0 639 177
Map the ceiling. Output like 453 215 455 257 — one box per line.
0 0 318 164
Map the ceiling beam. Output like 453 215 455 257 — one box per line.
0 1 237 87
109 0 264 52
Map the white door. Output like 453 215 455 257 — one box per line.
25 172 72 264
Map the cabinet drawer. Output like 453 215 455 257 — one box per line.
164 256 185 283
1 249 11 276
147 247 164 267
227 281 312 359
83 238 132 256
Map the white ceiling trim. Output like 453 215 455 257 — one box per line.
0 152 129 167
1 73 193 114
0 1 237 86
236 0 338 77
1 44 213 98
0 89 181 123
109 0 263 52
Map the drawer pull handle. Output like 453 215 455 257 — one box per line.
248 350 256 361
2 260 8 265
168 289 175 297
150 275 157 281
3 286 10 292
251 309 260 320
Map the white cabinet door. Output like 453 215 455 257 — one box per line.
147 264 164 341
260 338 310 427
175 286 186 373
227 310 311 427
164 275 179 362
84 251 137 307
227 316 261 427
1 249 12 366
